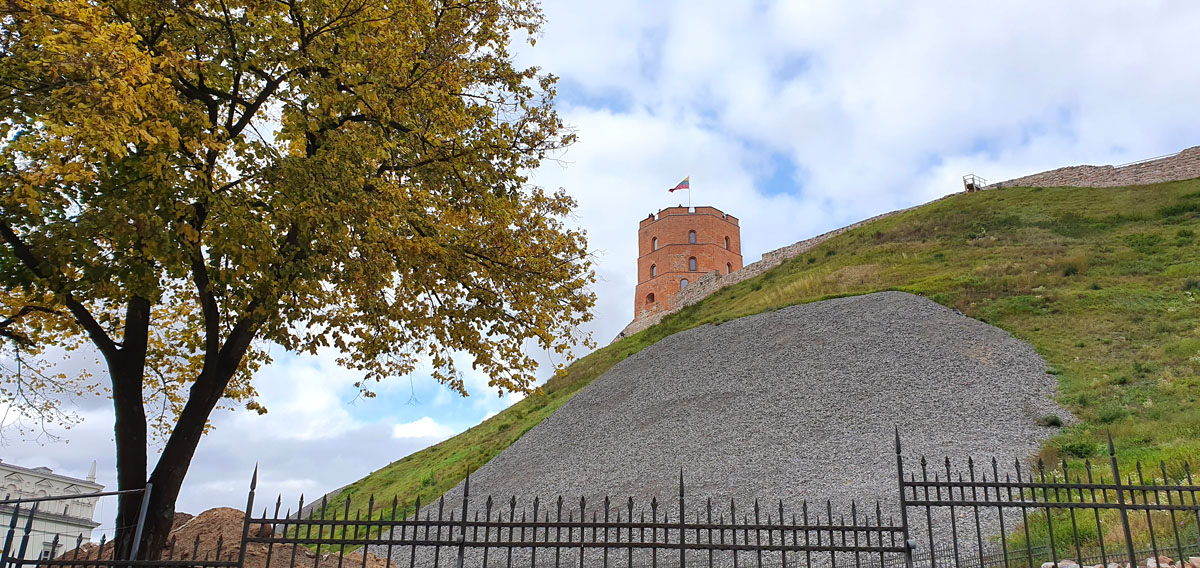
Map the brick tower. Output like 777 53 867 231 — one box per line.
634 206 742 320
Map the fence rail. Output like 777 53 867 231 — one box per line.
8 431 1200 568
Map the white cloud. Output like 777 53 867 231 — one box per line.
392 417 456 440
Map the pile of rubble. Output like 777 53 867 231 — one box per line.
62 507 393 568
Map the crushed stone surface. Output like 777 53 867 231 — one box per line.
375 292 1070 566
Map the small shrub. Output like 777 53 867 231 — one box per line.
1177 228 1195 239
1062 264 1079 276
1089 283 1102 290
1096 405 1127 424
1132 360 1155 376
1059 440 1098 459
1157 201 1200 218
1184 278 1200 291
750 282 763 291
1036 414 1063 427
807 257 816 264
825 249 836 257
932 252 946 261
1124 233 1164 254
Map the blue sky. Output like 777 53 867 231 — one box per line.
6 0 1200 529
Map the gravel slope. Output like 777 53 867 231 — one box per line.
377 291 1069 565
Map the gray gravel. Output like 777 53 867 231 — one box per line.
375 291 1070 566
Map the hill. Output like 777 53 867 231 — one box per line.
323 178 1200 524
420 291 1064 507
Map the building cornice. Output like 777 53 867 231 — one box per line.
0 463 103 491
639 211 740 231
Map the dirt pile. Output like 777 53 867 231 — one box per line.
61 507 392 568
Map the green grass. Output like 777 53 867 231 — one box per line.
317 178 1200 537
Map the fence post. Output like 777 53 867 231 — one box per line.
1 503 20 568
13 503 37 564
1107 434 1137 568
678 468 686 568
129 484 153 561
895 428 915 568
236 467 258 568
456 472 469 568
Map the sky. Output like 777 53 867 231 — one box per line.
5 0 1200 536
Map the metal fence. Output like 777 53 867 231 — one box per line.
898 432 1200 568
236 432 1200 568
9 431 1200 568
1 485 238 568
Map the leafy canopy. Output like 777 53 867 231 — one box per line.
0 0 596 438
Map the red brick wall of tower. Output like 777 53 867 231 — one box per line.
634 206 742 319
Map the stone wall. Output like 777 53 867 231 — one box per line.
988 146 1200 189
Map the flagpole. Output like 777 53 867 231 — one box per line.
688 180 692 209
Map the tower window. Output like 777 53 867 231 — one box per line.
680 278 689 289
727 263 733 274
688 257 697 271
651 264 657 277
725 236 730 249
652 237 658 250
688 230 696 244
646 293 655 305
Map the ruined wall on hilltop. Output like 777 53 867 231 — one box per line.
988 146 1200 189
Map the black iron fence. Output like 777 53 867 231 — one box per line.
8 431 1200 568
1 485 238 568
898 433 1200 568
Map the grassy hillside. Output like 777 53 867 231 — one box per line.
323 178 1200 525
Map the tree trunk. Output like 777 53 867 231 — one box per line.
108 297 152 560
109 357 148 560
131 321 261 559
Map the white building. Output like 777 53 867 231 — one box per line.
0 459 103 561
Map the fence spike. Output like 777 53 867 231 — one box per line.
251 463 259 490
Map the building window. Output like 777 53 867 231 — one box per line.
646 293 655 305
650 264 657 277
724 236 730 249
688 230 696 244
688 257 697 271
652 237 658 250
680 278 689 289
727 263 733 274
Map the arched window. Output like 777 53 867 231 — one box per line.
650 264 657 277
646 293 655 305
688 257 697 271
688 230 696 244
652 237 658 250
680 278 689 289
724 236 730 249
727 263 733 274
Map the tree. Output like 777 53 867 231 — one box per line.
0 0 594 558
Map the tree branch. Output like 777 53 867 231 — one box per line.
0 221 119 359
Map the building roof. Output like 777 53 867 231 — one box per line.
0 461 103 491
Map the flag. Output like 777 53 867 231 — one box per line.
669 176 690 192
